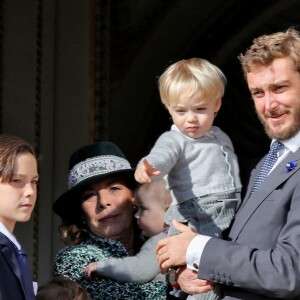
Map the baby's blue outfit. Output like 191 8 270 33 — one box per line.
143 125 242 300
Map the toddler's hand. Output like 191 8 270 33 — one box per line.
83 262 98 277
134 158 160 183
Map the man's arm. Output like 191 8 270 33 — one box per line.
157 182 300 298
156 222 214 295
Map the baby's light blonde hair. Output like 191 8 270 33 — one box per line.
135 180 172 211
158 57 226 106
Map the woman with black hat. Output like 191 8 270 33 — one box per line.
52 141 167 299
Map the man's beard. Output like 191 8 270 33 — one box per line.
257 106 300 140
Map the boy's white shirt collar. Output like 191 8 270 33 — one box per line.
0 222 21 249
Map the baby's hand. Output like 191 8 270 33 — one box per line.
83 262 98 277
134 158 160 183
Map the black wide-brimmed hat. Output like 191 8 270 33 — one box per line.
53 141 135 222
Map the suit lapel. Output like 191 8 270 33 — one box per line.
243 160 263 205
230 150 300 241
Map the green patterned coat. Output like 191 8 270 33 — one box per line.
53 234 167 299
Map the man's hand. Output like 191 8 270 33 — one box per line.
156 220 197 273
134 158 161 183
177 267 214 294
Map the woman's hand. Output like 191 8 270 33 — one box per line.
177 267 214 294
156 220 197 273
134 158 161 183
83 262 98 277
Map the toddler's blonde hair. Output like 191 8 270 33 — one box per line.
158 57 226 106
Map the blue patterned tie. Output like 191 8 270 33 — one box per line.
251 141 284 194
13 246 35 300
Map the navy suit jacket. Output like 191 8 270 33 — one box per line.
199 147 300 299
0 232 27 300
